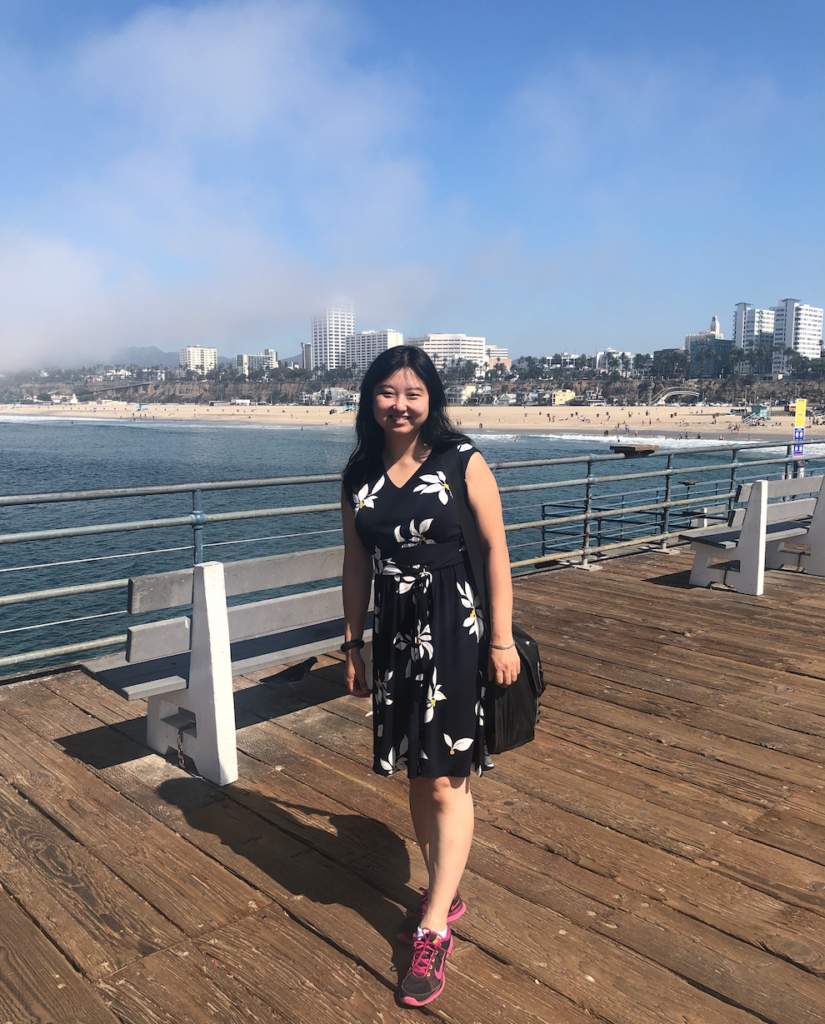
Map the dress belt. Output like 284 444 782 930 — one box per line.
385 541 465 571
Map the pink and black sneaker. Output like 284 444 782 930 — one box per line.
397 928 453 1007
396 887 466 943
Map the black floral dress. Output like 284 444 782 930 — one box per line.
350 440 492 779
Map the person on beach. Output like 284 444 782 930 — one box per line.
341 346 520 1008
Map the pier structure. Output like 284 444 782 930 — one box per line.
1 547 824 1023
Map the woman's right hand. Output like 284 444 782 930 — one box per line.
345 649 370 698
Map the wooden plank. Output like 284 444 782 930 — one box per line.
0 776 179 980
0 884 121 1024
127 546 346 613
537 705 796 809
222 545 344 596
0 698 267 937
738 807 825 861
228 587 345 641
97 942 291 1024
700 831 825 916
126 615 190 660
543 685 825 791
128 567 193 613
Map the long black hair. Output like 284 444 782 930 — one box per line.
342 345 467 493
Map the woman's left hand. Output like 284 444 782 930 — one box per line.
488 644 521 688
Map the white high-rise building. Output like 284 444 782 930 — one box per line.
180 346 218 375
732 303 775 357
406 334 487 373
311 302 354 371
345 330 403 372
236 349 277 375
772 298 824 372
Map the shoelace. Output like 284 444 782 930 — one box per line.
410 932 444 976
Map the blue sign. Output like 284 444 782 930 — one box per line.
793 444 804 458
794 427 805 442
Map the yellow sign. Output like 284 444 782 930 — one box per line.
795 399 807 428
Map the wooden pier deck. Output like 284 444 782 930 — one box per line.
1 546 825 1023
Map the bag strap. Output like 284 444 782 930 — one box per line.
441 445 489 614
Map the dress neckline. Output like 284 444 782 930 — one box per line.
382 447 436 490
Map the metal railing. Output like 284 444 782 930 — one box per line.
1 438 821 676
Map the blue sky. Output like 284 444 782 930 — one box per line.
0 0 822 368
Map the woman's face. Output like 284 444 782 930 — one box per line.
373 368 430 440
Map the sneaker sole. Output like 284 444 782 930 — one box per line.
396 899 466 943
398 974 446 1007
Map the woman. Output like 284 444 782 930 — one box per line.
341 346 520 1008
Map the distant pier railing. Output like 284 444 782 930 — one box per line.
1 438 821 676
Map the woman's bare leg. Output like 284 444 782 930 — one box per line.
408 776 474 933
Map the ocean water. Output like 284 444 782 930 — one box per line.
1 416 818 671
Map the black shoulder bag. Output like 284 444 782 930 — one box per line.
441 445 546 754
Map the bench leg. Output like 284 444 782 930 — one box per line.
145 562 238 786
688 544 729 588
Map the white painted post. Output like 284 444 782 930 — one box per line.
735 479 767 596
145 561 238 786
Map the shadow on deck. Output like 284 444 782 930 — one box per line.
1 546 824 1023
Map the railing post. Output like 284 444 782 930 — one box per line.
729 448 739 514
191 488 208 564
660 455 673 550
581 457 593 566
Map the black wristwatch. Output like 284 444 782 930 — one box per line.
340 638 365 652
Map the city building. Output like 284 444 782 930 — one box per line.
485 346 511 370
547 388 576 405
344 329 403 372
595 348 632 372
236 349 277 376
689 338 734 378
301 342 313 371
444 383 477 404
732 303 775 370
685 316 724 354
771 298 824 372
406 334 486 372
311 302 354 371
179 346 218 374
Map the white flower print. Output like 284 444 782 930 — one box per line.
413 471 451 505
475 685 486 726
424 668 446 723
375 669 394 706
375 548 401 577
380 734 409 774
457 581 485 640
394 518 435 547
353 475 385 514
394 621 434 675
444 734 474 755
457 443 473 452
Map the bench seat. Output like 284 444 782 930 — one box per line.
88 614 373 701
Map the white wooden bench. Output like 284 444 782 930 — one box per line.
680 475 825 596
85 546 372 786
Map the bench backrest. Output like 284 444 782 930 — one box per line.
734 475 824 505
126 546 349 663
128 545 345 612
729 476 824 529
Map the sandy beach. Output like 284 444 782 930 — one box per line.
1 399 810 443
